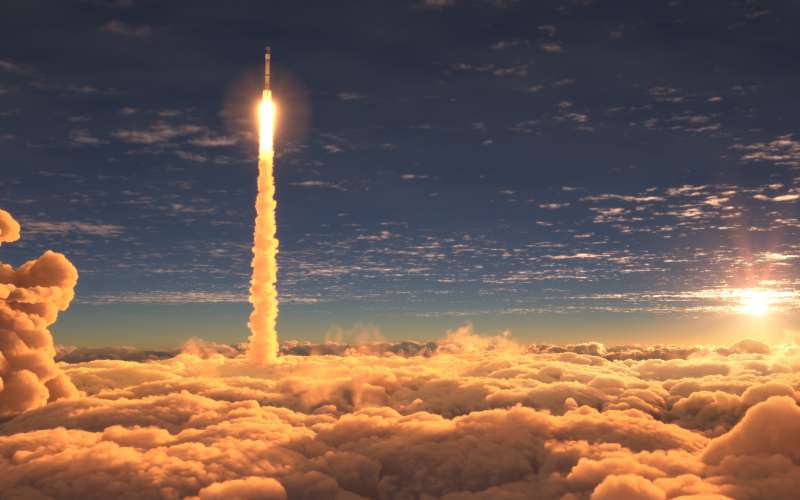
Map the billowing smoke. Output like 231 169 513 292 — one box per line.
247 90 280 365
0 210 79 418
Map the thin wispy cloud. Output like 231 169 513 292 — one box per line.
100 20 152 38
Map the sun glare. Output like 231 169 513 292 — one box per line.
738 290 770 316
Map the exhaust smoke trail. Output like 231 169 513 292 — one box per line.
247 48 279 365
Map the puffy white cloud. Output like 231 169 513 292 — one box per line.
0 211 79 418
0 209 21 244
194 477 287 500
702 396 800 465
591 474 666 500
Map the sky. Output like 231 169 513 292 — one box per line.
2 0 800 347
2 5 800 497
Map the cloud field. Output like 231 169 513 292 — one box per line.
2 330 800 500
3 210 800 499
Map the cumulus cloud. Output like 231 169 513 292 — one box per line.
194 477 287 500
590 474 666 500
702 396 800 465
0 209 21 244
0 210 79 418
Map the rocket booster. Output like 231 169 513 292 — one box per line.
264 46 271 93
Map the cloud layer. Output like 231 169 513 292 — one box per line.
2 326 800 499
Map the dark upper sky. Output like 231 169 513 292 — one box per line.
2 0 800 346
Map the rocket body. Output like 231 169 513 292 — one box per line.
264 46 271 91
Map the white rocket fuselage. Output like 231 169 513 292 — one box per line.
264 46 271 92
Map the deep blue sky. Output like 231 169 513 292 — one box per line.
2 0 799 347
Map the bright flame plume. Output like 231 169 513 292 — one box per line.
248 90 279 365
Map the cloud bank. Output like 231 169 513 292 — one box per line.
2 325 800 499
0 211 79 419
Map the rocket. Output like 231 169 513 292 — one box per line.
264 46 271 92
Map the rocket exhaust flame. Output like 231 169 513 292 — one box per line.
258 92 275 153
248 49 279 365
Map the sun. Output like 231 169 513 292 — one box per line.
738 290 770 316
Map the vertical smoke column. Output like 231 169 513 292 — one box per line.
248 47 279 365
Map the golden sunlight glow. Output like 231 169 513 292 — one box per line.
258 90 275 155
738 289 770 316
